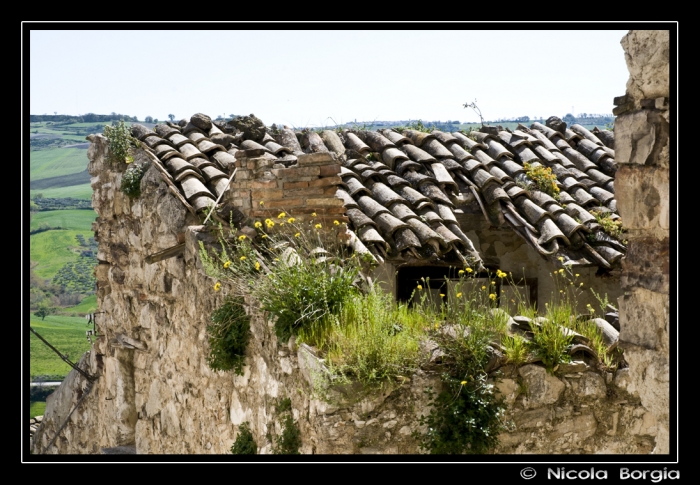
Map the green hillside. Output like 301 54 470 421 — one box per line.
30 209 96 232
30 229 93 281
29 148 89 181
29 314 92 378
29 184 93 200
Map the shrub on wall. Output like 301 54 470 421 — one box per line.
206 296 250 375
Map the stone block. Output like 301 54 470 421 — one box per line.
519 364 565 408
297 152 336 166
614 110 668 168
621 236 670 293
514 407 554 429
621 30 669 101
272 166 321 179
614 165 669 236
550 413 597 441
618 287 669 352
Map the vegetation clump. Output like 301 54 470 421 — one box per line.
230 422 257 455
206 296 251 375
120 161 150 199
523 162 560 200
593 211 626 243
103 120 140 166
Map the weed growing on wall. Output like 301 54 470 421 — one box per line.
230 422 257 454
119 161 150 199
103 120 140 166
593 211 627 243
206 296 250 375
199 212 362 343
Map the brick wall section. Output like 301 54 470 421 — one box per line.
230 151 349 229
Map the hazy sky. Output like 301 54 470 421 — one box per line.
28 28 631 127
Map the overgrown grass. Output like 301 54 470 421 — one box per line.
29 314 92 378
298 289 427 391
207 296 250 375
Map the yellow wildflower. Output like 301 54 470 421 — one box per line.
417 285 423 290
311 212 317 217
334 220 340 225
489 293 496 301
315 223 322 229
434 323 439 329
259 200 265 206
280 222 285 226
240 256 246 261
466 268 473 273
254 221 262 229
213 282 221 291
460 381 467 386
278 212 286 219
255 261 260 271
440 294 445 298
294 232 300 238
575 274 580 278
223 261 231 269
559 269 565 274
238 235 246 241
458 270 465 275
491 281 496 286
553 271 558 275
287 217 296 224
481 285 486 290
261 234 268 239
496 269 506 278
558 256 564 262
580 282 584 287
456 292 463 298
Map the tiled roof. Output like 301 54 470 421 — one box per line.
131 114 625 271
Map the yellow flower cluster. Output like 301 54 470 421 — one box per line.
489 293 497 301
265 219 274 228
416 284 423 290
287 217 296 224
333 220 340 225
223 261 231 269
255 261 260 271
278 212 286 219
523 162 560 198
238 235 246 241
315 223 322 229
240 256 246 261
496 269 506 279
213 282 221 291
254 221 262 229
456 292 463 298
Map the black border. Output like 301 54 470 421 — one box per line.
22 21 678 470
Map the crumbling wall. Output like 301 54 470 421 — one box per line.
613 29 671 454
31 135 657 455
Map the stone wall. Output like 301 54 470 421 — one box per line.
613 30 671 454
31 135 657 455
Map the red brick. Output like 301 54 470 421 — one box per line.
272 166 321 178
305 197 345 207
320 164 341 176
263 198 304 208
251 189 284 199
323 186 341 196
285 187 325 197
284 180 309 190
308 176 342 188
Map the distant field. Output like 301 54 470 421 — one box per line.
30 209 96 232
29 148 89 181
30 401 47 419
29 183 93 200
66 294 97 314
29 314 92 378
30 229 93 280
